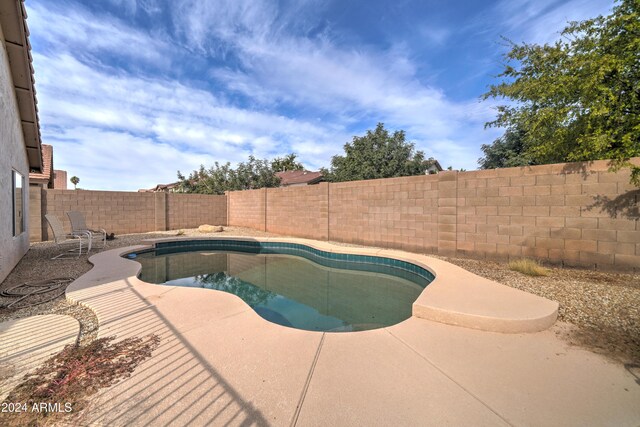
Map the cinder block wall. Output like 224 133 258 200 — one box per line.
266 183 329 240
228 188 266 231
28 185 43 242
43 190 156 237
453 160 640 270
40 190 227 238
329 174 441 253
227 159 640 271
167 193 227 230
32 158 640 271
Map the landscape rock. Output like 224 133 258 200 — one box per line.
198 224 224 233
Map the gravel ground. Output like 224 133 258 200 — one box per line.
1 226 638 363
0 227 280 344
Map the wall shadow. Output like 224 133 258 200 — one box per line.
586 190 640 220
561 161 600 178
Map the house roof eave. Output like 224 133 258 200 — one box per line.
0 0 43 172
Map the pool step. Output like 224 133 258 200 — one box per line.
375 250 559 333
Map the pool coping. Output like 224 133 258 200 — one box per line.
69 236 558 334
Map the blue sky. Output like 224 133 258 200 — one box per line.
26 0 614 191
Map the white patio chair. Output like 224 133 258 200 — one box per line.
45 214 91 259
66 211 107 250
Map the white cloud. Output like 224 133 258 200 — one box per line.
28 1 173 68
417 26 451 45
31 0 608 190
108 0 138 16
31 48 351 189
171 0 501 171
44 127 220 191
497 0 614 45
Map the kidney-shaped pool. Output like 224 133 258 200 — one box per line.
127 240 434 332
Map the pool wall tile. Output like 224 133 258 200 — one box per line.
137 240 434 287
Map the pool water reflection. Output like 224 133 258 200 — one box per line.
135 250 427 332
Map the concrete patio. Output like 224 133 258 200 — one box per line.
0 315 79 401
53 237 640 426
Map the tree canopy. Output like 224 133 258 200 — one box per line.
478 125 537 169
481 0 640 184
271 153 304 171
322 123 429 182
177 155 280 194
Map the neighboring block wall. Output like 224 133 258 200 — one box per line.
227 159 640 271
39 190 227 238
267 183 329 240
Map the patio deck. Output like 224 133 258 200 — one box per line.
62 237 640 426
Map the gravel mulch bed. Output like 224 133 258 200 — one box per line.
0 227 280 344
1 227 638 363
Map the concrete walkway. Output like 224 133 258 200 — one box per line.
0 314 79 400
64 240 640 426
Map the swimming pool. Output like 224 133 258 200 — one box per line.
128 240 434 332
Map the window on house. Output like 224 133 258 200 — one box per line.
13 170 25 236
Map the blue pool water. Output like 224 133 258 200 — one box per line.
130 240 434 332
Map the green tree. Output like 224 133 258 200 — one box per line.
322 123 428 182
70 176 80 190
479 126 537 169
271 153 304 171
483 0 640 184
177 155 280 194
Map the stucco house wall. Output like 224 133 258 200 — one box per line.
0 20 29 283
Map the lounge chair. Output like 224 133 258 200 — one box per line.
45 214 91 259
66 211 107 250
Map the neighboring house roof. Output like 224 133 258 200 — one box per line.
139 182 180 192
424 159 443 172
28 144 53 186
0 0 43 172
276 170 324 186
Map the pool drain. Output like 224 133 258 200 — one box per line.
0 278 73 310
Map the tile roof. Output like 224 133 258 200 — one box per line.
139 182 180 192
0 0 43 171
276 170 324 186
28 144 52 185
